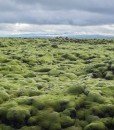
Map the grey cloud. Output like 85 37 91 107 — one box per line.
0 0 114 26
16 0 114 14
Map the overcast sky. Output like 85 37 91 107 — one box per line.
0 0 114 36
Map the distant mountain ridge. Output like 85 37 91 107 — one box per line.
0 33 114 39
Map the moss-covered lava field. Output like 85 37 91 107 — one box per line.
0 38 114 130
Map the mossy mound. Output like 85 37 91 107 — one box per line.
36 110 61 130
86 62 114 80
0 91 9 103
68 84 86 95
7 106 31 127
84 122 106 130
60 115 75 128
92 105 114 117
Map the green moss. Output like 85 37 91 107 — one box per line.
68 84 86 95
37 67 51 72
75 96 86 110
92 105 114 117
7 106 31 125
0 91 9 103
63 126 82 130
17 89 42 97
15 97 33 105
84 122 106 130
86 115 100 123
76 120 88 128
105 71 114 80
100 117 114 129
37 111 61 129
27 116 38 125
51 44 59 48
48 69 61 76
60 115 75 128
24 72 36 78
36 83 45 89
110 64 114 71
20 126 41 130
65 73 77 80
0 124 14 130
77 110 87 120
0 107 8 120
62 54 77 61
86 92 105 103
28 90 42 97
62 108 76 118
0 38 114 129
49 123 61 130
43 98 70 112
0 56 10 63
32 98 45 110
55 99 70 112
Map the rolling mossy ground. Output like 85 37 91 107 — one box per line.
0 38 114 130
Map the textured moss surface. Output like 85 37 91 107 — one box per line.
0 38 114 130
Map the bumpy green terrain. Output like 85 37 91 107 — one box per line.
0 38 114 130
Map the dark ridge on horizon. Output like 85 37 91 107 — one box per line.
0 33 114 40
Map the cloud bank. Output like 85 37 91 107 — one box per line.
0 0 114 36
